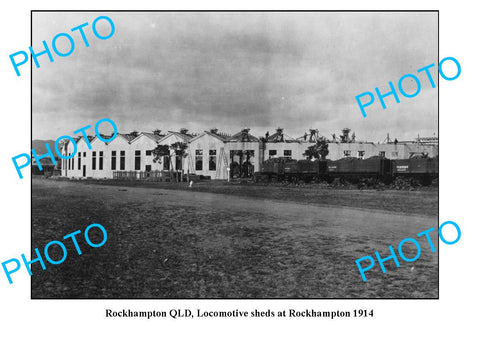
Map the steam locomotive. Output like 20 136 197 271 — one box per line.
253 156 439 185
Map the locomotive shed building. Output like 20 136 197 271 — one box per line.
60 127 438 180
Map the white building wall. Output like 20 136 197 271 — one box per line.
402 144 438 158
129 135 162 172
105 136 133 176
77 138 91 177
86 138 110 178
327 142 384 159
62 137 92 178
62 135 133 179
225 141 259 176
327 142 438 160
188 133 229 179
264 142 310 160
59 131 439 180
157 134 190 171
262 141 438 161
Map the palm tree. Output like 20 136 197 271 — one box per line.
304 136 329 160
151 144 170 164
170 142 188 181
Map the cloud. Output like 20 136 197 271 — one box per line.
33 12 438 142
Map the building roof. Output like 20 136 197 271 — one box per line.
295 129 328 143
131 132 166 143
143 132 165 142
158 130 195 144
190 130 229 143
228 128 260 142
73 135 95 143
62 135 94 149
112 133 135 143
207 128 231 140
267 128 297 143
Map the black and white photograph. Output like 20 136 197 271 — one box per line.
30 11 439 299
5 0 480 338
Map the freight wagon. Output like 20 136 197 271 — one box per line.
326 157 392 183
254 155 438 185
391 156 438 185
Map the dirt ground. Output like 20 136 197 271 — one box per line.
31 178 438 298
73 178 438 216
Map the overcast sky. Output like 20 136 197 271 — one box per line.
32 11 438 142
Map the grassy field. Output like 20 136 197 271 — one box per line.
31 178 438 298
